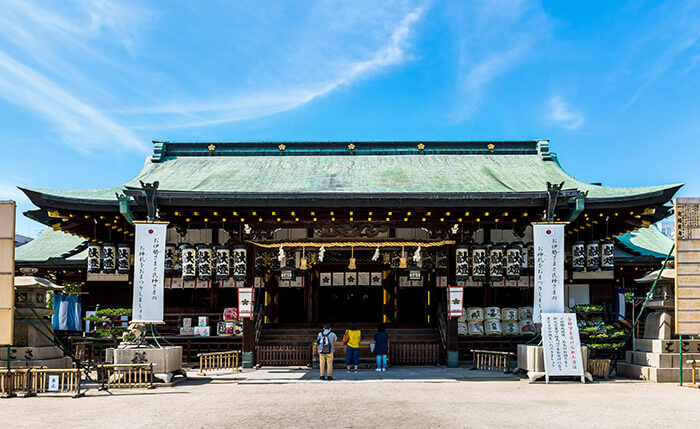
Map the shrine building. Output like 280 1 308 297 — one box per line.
17 140 680 367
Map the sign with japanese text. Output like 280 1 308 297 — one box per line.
448 286 464 318
533 223 566 323
238 287 254 319
131 221 168 324
0 201 15 345
674 198 700 335
541 313 585 383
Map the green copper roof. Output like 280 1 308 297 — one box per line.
23 141 681 202
15 228 85 262
616 224 674 259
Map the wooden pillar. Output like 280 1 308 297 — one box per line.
241 242 256 368
446 242 459 367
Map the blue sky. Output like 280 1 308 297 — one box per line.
1 0 699 237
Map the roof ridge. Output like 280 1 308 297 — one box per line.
151 140 552 162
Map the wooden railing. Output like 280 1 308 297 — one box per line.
1 368 83 398
256 344 312 366
470 349 515 373
389 343 440 365
197 350 241 375
97 363 156 390
28 369 83 398
1 368 31 397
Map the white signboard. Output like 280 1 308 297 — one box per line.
541 313 585 383
131 221 168 324
448 286 464 318
533 223 566 323
238 287 254 319
48 375 60 392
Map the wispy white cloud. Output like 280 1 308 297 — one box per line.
126 4 427 129
548 96 584 130
0 50 146 153
623 0 700 110
449 0 551 119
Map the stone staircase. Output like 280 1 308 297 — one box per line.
617 338 700 382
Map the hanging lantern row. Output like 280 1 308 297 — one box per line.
87 242 131 275
572 241 614 272
166 243 247 282
456 242 530 283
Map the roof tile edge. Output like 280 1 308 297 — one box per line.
150 140 547 162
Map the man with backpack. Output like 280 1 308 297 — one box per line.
317 324 337 380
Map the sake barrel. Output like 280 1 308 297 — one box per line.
484 319 503 336
484 306 501 320
518 306 533 320
467 321 485 336
501 308 518 321
502 321 519 335
457 320 468 336
519 319 536 335
466 307 484 321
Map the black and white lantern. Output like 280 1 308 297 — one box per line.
232 245 247 281
164 243 177 274
526 242 534 269
489 244 505 282
196 243 213 281
586 242 600 272
601 240 615 271
102 242 117 274
455 245 470 281
117 243 130 274
180 244 196 281
215 245 230 281
506 243 522 280
87 242 101 273
572 241 586 272
471 245 488 282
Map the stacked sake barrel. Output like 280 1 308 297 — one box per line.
463 306 535 336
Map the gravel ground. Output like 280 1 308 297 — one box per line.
0 376 698 428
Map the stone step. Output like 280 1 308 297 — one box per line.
633 338 700 354
617 361 699 383
625 350 700 368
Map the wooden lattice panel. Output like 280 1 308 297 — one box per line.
674 198 700 334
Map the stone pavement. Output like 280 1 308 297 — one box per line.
189 365 517 384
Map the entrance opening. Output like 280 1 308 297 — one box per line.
318 287 382 323
278 288 305 323
398 288 425 325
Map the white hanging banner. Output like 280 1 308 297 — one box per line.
448 286 464 318
541 313 585 383
533 223 566 323
238 287 254 319
131 221 168 324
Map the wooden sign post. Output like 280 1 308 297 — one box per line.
674 198 700 335
0 201 15 346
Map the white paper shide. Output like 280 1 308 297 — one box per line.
131 222 167 323
533 224 565 323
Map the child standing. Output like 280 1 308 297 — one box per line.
373 324 388 372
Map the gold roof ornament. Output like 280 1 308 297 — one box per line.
278 144 286 151
487 143 495 151
417 143 425 150
208 144 216 151
348 143 356 150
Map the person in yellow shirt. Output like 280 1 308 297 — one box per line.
344 323 361 373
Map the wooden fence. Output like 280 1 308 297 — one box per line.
389 343 440 365
97 363 156 390
256 344 312 366
197 350 241 375
470 349 515 373
1 368 83 398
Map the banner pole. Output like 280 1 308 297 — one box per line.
680 334 683 387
